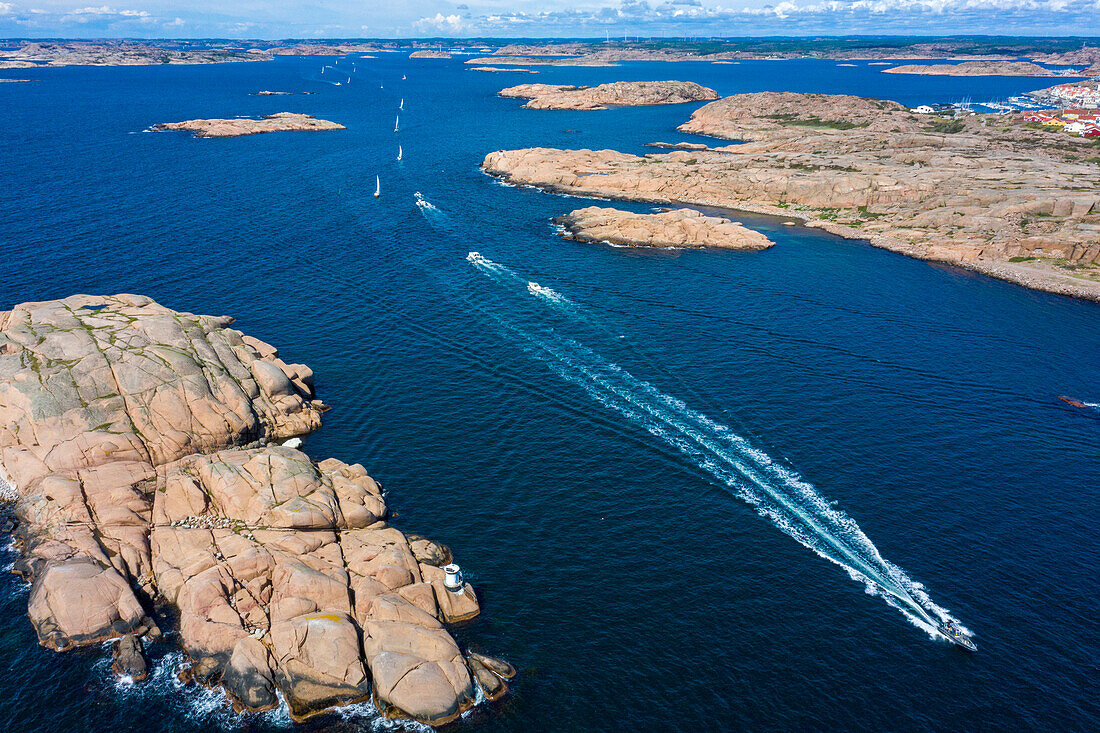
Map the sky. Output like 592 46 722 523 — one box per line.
0 1 1098 39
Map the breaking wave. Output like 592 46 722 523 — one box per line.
467 252 966 642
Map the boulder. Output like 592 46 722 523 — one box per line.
269 611 372 719
361 595 475 726
111 634 148 681
27 559 148 649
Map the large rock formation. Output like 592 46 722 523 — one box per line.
555 206 774 250
410 50 452 59
0 294 510 725
883 61 1054 76
500 81 719 110
483 92 1100 301
151 113 345 139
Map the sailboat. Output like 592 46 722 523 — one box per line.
394 115 400 133
374 176 380 198
402 74 407 80
399 98 404 110
397 145 403 162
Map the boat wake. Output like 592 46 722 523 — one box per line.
466 252 967 642
527 281 572 307
414 191 438 212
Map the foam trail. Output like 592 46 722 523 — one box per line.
414 191 438 212
527 281 572 307
467 254 965 641
469 252 590 325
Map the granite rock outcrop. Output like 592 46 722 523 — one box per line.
0 294 509 725
555 206 774 250
500 81 718 110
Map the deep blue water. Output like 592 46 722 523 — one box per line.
2 55 1099 731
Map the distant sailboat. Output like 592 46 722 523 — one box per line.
397 145 403 161
394 115 400 133
374 176 380 198
399 98 404 110
402 74 407 80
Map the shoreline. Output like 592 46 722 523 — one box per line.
482 168 1100 304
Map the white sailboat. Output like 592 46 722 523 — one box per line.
394 115 400 133
397 145 403 162
374 176 380 198
402 74 407 80
399 98 404 110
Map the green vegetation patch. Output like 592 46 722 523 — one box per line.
928 119 965 134
763 113 868 130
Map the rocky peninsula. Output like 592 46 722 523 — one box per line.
152 113 344 139
410 50 452 59
555 206 774 250
883 61 1054 76
500 81 718 110
0 294 512 725
484 92 1100 301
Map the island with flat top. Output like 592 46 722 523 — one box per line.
151 112 345 138
500 81 719 110
555 206 775 250
883 61 1055 76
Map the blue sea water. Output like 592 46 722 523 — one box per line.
1 54 1099 731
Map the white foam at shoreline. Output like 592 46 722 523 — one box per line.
0 460 16 503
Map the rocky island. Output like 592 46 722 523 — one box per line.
0 41 270 68
0 294 512 725
470 66 538 74
499 81 719 110
483 92 1100 301
466 55 617 67
151 113 344 139
410 50 452 59
555 206 775 250
883 61 1054 76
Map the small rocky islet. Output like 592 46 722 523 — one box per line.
555 206 775 250
0 294 512 725
499 80 719 110
882 61 1056 76
151 112 344 139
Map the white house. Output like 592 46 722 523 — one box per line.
912 105 935 114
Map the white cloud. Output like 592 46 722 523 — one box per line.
414 12 467 33
0 3 12 16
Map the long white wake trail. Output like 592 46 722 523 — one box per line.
467 252 964 639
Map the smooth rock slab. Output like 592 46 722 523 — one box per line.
151 112 345 138
500 80 718 110
555 206 775 250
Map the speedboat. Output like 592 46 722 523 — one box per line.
938 621 977 651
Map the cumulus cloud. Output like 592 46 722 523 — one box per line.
441 0 1100 34
414 12 468 33
1 0 1097 37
